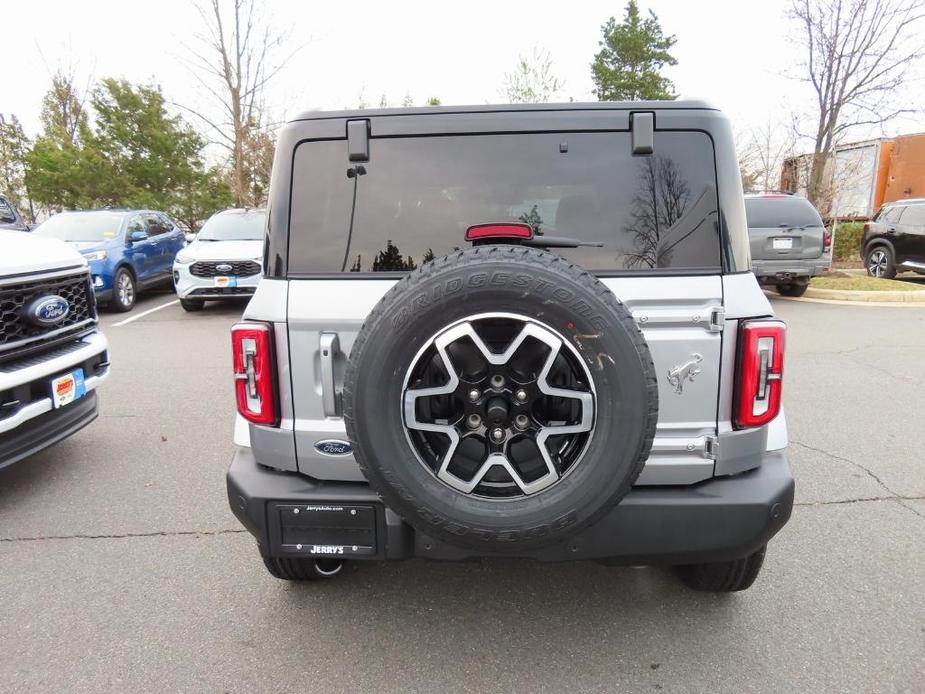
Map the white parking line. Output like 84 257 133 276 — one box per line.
111 299 180 327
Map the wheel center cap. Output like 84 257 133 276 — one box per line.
485 396 509 426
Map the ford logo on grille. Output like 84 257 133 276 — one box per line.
215 263 233 273
25 295 70 326
313 439 353 456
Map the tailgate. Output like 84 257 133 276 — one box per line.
750 225 825 260
285 275 725 487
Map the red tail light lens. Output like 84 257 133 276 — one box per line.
863 222 871 233
231 322 278 426
823 229 832 250
465 223 534 241
734 320 785 429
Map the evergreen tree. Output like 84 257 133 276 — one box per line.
0 114 33 220
591 1 678 101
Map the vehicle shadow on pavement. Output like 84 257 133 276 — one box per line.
273 557 749 674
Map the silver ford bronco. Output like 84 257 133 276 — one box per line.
227 102 793 592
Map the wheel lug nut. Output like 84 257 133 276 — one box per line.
490 374 505 389
490 428 505 442
468 389 480 402
514 414 530 430
466 414 482 429
515 389 527 402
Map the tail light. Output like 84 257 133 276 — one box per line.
232 322 278 426
863 222 871 233
734 320 785 429
823 228 832 250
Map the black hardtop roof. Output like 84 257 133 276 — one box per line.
290 100 718 123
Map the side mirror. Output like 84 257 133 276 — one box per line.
184 232 196 244
130 230 148 242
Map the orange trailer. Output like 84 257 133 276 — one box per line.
883 132 925 205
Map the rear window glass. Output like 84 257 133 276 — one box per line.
745 197 824 228
288 131 721 274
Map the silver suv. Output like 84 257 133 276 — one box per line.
226 103 794 592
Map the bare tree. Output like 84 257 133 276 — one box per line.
623 155 690 269
790 0 925 207
186 0 297 207
738 117 798 193
503 47 564 103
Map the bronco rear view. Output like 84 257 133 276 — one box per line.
227 102 794 592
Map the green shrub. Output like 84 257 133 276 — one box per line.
831 221 865 261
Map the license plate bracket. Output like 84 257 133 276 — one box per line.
772 237 794 250
271 503 378 557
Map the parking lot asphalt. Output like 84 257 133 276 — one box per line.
1 289 923 693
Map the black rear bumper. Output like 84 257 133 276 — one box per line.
0 391 99 470
227 447 794 565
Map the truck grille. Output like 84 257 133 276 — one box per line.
190 260 261 278
0 271 96 362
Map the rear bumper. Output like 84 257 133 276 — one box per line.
227 447 794 565
0 390 99 470
752 258 831 282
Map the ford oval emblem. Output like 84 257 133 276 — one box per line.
25 295 70 326
314 439 353 456
215 263 233 273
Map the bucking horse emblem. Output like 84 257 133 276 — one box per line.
667 353 703 394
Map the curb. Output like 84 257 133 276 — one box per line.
804 286 925 303
765 290 925 308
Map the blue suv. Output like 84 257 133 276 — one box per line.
32 209 186 311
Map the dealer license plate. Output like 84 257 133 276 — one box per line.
772 238 793 250
50 369 86 409
214 275 238 287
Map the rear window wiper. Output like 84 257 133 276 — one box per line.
522 235 605 249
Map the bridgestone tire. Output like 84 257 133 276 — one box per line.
344 246 658 552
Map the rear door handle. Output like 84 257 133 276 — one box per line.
320 332 341 417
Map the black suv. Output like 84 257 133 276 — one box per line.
862 198 925 278
227 102 793 593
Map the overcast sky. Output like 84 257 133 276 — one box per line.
3 0 923 149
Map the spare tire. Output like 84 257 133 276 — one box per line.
344 246 657 552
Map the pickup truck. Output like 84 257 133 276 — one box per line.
0 230 110 469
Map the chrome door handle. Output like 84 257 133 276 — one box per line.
320 332 341 417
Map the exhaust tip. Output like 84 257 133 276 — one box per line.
314 559 344 577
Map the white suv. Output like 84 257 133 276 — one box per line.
0 230 110 469
172 208 266 312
